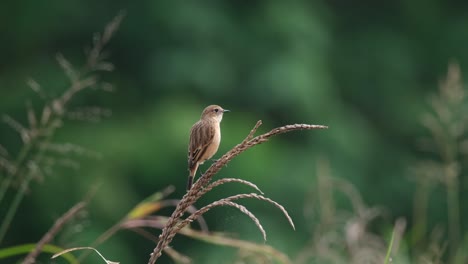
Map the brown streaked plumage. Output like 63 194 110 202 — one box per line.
187 105 229 190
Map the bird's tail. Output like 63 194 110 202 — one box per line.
187 163 198 191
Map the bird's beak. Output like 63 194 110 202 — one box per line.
223 109 230 113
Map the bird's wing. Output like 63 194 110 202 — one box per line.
188 121 215 169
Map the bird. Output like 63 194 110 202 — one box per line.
187 105 229 190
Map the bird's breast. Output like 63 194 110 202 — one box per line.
213 124 221 146
203 123 221 161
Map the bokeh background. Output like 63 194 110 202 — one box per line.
1 1 468 263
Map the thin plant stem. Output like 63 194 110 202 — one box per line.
447 173 460 262
0 141 34 204
181 228 292 264
0 131 53 243
411 178 431 248
0 139 40 243
384 228 396 264
23 201 86 264
0 169 34 242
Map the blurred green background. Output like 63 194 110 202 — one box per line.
1 1 468 263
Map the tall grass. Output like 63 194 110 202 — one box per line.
0 12 123 263
412 63 468 263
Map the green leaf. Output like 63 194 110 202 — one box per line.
0 243 78 264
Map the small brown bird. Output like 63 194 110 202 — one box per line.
187 105 229 190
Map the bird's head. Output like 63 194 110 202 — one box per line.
201 105 230 122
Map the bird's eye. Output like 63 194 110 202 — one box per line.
214 108 219 112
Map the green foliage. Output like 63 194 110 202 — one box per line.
1 1 468 263
0 243 78 263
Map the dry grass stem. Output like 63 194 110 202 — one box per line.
27 78 46 99
147 121 327 263
66 106 112 122
121 213 291 263
39 142 102 159
130 228 192 264
163 247 192 264
52 246 119 264
23 201 86 264
87 11 125 70
124 216 291 264
181 228 292 264
130 227 159 243
121 217 169 230
2 114 29 143
213 193 295 230
203 178 264 195
157 200 209 232
181 200 267 241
